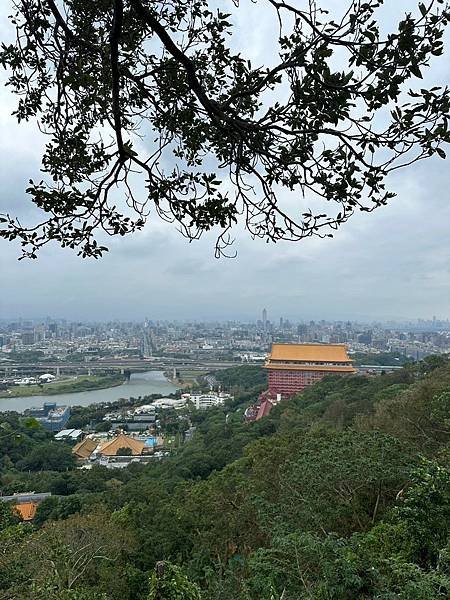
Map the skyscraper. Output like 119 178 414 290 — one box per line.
262 308 267 331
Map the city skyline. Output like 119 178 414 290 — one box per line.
2 313 450 327
3 314 450 369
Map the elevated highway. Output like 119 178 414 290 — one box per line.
0 358 238 376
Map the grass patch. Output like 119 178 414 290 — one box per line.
0 374 125 398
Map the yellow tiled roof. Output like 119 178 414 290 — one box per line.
72 437 98 459
15 502 38 521
98 434 145 457
267 343 353 363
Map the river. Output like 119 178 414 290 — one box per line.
0 371 178 413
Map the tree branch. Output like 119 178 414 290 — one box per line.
110 0 125 158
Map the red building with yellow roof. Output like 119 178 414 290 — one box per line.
265 343 356 398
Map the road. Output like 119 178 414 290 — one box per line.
0 358 240 374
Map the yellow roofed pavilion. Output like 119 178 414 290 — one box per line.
72 437 98 459
97 434 145 457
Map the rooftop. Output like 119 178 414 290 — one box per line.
54 428 82 440
97 434 145 457
14 502 38 521
267 343 353 363
0 492 51 503
72 437 98 459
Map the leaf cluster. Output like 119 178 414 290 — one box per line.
1 0 450 257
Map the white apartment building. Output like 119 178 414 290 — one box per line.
181 391 233 410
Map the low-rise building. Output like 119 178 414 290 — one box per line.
104 405 156 431
72 437 98 460
15 502 38 521
245 393 281 422
54 428 83 441
25 402 71 432
72 433 160 469
0 492 52 522
95 433 145 457
152 397 187 410
181 391 233 409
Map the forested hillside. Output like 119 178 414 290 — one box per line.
1 359 449 599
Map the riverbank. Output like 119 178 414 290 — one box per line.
0 371 178 413
164 368 208 389
0 374 125 399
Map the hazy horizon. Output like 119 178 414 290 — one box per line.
2 1 450 323
1 313 449 327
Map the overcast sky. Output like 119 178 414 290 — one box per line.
1 1 450 323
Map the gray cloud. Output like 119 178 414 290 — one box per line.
1 1 450 322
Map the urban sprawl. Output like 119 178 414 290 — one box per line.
2 312 450 361
1 312 450 519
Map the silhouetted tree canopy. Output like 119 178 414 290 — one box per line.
1 0 450 258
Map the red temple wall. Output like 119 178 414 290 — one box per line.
268 369 337 397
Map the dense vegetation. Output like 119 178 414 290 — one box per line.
213 365 266 392
1 350 50 363
0 358 449 598
350 352 414 366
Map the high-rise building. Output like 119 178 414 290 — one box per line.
21 331 35 346
48 323 58 337
262 308 267 330
265 343 356 398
